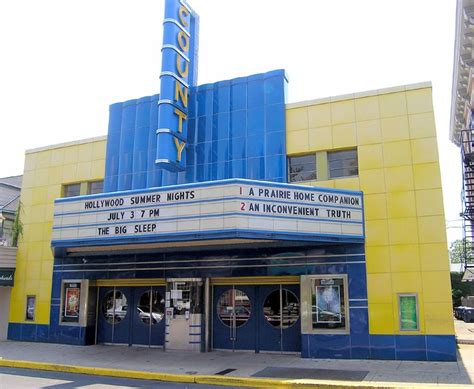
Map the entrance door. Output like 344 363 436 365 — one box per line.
259 284 301 352
213 285 256 351
165 279 204 351
97 287 132 345
131 286 166 347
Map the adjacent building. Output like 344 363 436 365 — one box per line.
451 0 474 282
0 175 21 340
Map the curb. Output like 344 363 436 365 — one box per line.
0 358 470 388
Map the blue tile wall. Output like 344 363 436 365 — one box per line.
299 334 456 361
104 69 288 192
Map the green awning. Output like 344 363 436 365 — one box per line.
0 268 14 286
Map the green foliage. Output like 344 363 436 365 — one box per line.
449 238 473 264
450 272 474 307
12 201 23 247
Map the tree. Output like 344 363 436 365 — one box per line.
449 238 473 264
11 201 23 247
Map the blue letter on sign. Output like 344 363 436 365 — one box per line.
156 0 199 172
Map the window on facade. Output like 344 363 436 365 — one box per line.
311 276 348 331
63 183 81 198
288 155 316 182
88 180 104 195
328 149 358 179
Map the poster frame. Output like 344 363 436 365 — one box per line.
398 293 419 331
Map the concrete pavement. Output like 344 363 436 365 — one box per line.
455 319 474 345
0 339 473 388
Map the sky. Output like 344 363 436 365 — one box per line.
0 0 463 244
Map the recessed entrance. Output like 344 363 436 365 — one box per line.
97 286 166 346
212 284 300 353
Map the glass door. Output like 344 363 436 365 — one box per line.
259 284 300 352
213 285 256 351
165 279 203 351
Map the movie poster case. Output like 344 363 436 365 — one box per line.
59 279 91 326
300 274 350 334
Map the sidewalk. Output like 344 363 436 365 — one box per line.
0 340 473 388
455 319 474 345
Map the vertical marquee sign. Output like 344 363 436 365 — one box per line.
156 0 199 171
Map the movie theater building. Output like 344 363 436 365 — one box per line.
8 0 455 361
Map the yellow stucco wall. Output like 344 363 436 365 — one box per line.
286 83 453 336
9 137 106 324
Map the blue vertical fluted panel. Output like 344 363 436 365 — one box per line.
117 99 136 191
103 69 288 192
147 94 161 188
132 96 151 189
103 103 123 192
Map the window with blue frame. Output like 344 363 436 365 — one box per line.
288 154 316 182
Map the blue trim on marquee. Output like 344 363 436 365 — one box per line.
51 228 364 248
58 178 363 203
55 198 361 217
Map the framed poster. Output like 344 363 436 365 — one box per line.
65 287 81 318
310 276 348 331
316 284 341 323
398 294 419 331
61 281 82 324
26 295 35 321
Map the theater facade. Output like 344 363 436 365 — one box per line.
8 0 455 361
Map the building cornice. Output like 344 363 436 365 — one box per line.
450 0 474 146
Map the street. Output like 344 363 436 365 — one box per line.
0 368 235 389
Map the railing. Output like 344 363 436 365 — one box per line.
460 129 474 272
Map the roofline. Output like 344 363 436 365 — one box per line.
287 81 432 109
449 0 465 146
0 181 21 190
26 135 107 154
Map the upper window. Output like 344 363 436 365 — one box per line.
288 155 316 182
63 183 81 198
88 181 104 195
328 149 358 179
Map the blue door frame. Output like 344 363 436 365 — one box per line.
97 286 133 345
212 284 301 353
131 286 166 347
97 286 165 346
213 285 257 351
258 284 301 352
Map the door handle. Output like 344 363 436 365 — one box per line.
232 313 237 341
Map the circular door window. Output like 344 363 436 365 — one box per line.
217 289 251 328
137 290 165 325
102 290 128 324
263 289 300 329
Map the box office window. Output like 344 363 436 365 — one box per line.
311 276 348 331
398 294 419 331
88 180 104 195
288 154 317 182
328 149 358 179
61 281 81 324
63 183 81 198
25 295 36 321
